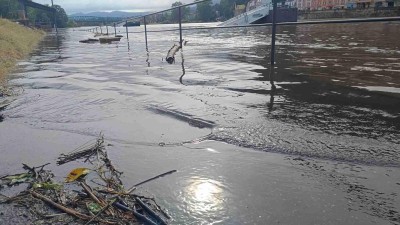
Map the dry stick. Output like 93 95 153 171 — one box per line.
80 182 105 206
80 182 115 216
84 199 117 225
126 170 177 194
30 191 115 224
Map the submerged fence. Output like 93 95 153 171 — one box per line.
82 0 400 87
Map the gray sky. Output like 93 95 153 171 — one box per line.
33 0 196 14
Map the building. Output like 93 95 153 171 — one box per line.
297 0 396 10
296 0 313 10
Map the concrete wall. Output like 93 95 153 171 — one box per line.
298 7 400 20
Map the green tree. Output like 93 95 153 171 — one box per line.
196 0 215 22
170 1 190 23
171 1 183 22
0 0 21 19
219 0 250 20
53 4 68 28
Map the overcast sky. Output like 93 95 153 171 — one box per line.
33 0 198 14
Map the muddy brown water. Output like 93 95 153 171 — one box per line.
0 22 399 224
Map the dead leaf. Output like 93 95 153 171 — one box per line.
65 168 90 183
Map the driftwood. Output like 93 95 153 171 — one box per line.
126 170 177 194
79 38 99 43
166 44 181 64
99 37 121 44
80 182 115 216
2 135 171 224
30 191 115 224
57 136 104 165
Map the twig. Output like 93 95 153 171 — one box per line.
30 191 115 224
80 182 105 206
126 170 177 193
80 182 115 216
84 199 117 225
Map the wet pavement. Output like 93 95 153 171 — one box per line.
0 22 399 224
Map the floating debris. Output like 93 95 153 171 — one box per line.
79 38 99 43
0 135 174 224
99 37 121 44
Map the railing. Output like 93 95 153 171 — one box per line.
81 0 400 88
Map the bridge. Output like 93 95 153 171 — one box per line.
18 0 56 27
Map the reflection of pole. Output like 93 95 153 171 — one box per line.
179 51 186 85
269 0 277 90
51 0 57 32
144 16 148 50
178 6 183 48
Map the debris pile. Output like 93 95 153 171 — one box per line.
0 135 173 224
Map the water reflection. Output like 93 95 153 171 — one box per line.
179 52 186 85
181 177 226 223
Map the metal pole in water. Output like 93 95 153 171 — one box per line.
100 26 102 34
106 25 108 35
114 23 116 36
269 0 278 90
125 20 129 39
144 16 148 49
179 6 183 48
270 0 277 69
51 0 57 33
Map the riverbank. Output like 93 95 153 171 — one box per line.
0 19 44 88
299 6 400 20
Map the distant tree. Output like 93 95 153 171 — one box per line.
219 0 250 20
196 0 216 22
219 0 234 19
170 1 190 23
0 0 21 19
53 5 68 28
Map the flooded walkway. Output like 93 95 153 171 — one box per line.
1 22 400 224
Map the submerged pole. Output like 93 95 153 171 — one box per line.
270 0 277 70
144 16 148 49
179 6 183 48
269 0 278 90
125 20 129 39
114 23 116 36
106 24 108 35
51 0 57 32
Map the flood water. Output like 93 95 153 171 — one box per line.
1 22 400 224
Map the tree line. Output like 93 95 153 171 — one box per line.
0 0 69 27
148 0 250 23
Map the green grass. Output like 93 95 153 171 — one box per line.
0 19 45 84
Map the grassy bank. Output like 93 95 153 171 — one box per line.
0 19 45 84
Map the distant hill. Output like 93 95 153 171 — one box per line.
69 11 148 18
69 1 221 18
